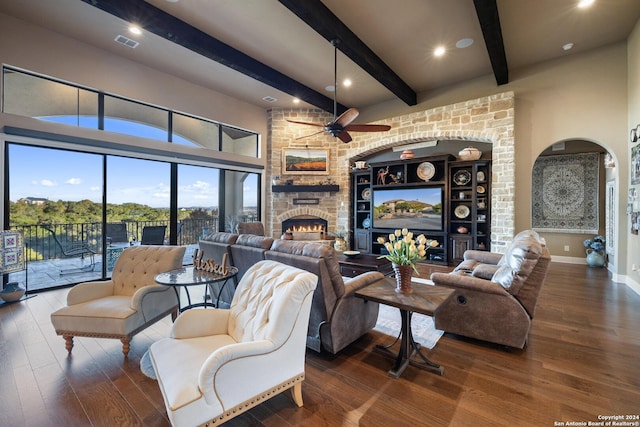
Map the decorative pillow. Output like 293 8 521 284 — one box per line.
491 265 516 289
472 263 500 280
492 237 542 294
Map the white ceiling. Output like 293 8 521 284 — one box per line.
1 0 639 111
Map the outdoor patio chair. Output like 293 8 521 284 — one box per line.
43 226 97 275
106 222 129 245
141 225 167 245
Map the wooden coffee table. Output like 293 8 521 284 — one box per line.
355 277 454 378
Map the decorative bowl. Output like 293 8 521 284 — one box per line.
1 283 26 302
343 250 361 258
458 147 482 161
400 149 415 160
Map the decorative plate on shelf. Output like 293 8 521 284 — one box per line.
477 185 486 194
453 169 471 186
361 188 371 200
362 216 371 228
454 204 471 219
477 171 485 182
416 162 436 181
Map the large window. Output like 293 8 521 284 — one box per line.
2 66 259 157
5 140 260 292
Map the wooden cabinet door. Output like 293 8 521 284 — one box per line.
450 236 472 262
355 230 370 252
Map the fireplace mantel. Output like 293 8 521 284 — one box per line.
271 184 339 193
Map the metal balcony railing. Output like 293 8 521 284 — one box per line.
11 218 223 263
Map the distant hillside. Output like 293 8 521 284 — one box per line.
9 199 216 226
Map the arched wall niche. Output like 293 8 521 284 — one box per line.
530 138 613 261
267 91 515 252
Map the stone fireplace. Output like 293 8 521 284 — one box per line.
267 91 516 252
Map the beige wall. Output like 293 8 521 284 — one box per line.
627 21 640 289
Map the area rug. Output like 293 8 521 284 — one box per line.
373 287 444 350
531 152 599 233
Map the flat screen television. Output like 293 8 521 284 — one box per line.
372 186 444 231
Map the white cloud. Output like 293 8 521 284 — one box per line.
66 178 82 185
40 179 57 187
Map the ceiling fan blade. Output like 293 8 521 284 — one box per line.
344 124 392 132
337 131 353 143
286 119 324 127
334 108 359 127
295 130 326 139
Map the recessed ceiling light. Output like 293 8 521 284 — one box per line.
343 79 352 87
325 85 335 92
456 38 474 49
577 0 595 8
434 46 446 57
129 25 142 35
293 98 300 104
562 42 574 51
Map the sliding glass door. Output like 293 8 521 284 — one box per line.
7 144 104 290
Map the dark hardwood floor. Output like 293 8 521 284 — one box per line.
1 262 638 426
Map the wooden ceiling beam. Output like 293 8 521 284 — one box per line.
82 0 346 114
473 0 509 85
277 0 417 106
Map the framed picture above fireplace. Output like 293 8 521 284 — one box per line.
283 148 329 175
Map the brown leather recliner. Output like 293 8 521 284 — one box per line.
264 240 384 354
430 230 551 348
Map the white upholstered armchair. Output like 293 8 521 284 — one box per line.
148 260 317 427
51 245 186 356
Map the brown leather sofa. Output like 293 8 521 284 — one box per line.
229 233 275 281
264 240 383 354
430 230 551 348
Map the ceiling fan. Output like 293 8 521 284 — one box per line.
286 40 391 143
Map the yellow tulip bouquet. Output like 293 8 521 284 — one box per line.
377 228 439 273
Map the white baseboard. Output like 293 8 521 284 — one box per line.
550 255 586 264
625 276 640 296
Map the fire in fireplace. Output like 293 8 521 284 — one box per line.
282 216 328 241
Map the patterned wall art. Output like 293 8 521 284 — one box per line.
0 231 25 273
532 152 600 233
632 144 640 185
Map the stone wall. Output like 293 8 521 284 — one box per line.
267 91 515 252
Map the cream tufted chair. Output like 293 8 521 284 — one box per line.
148 260 317 427
51 245 186 356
